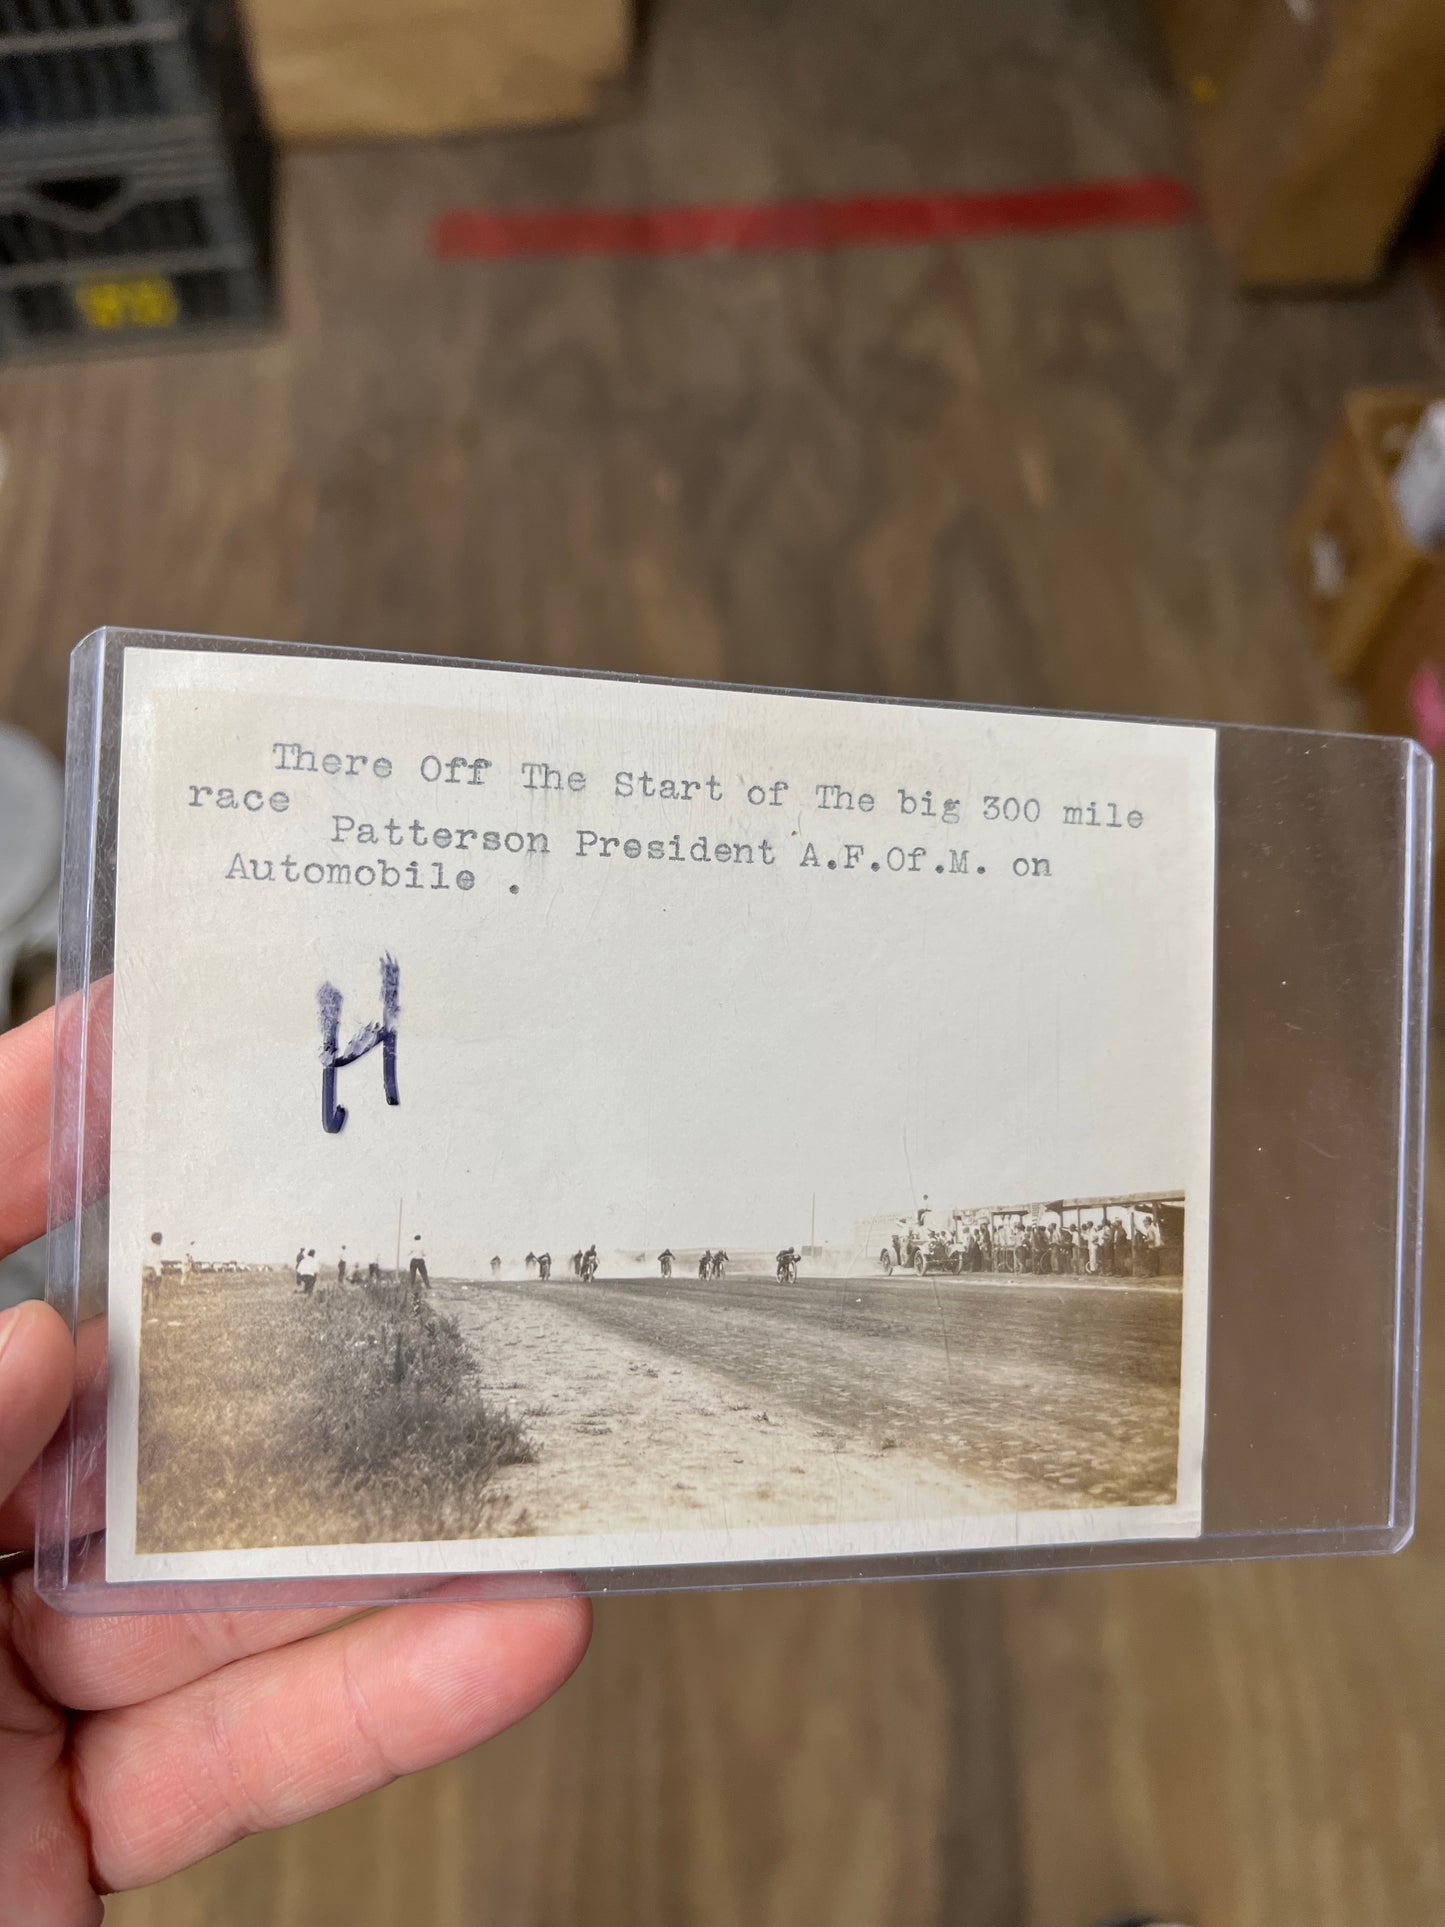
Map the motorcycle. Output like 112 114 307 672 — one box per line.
776 1251 799 1285
580 1252 598 1282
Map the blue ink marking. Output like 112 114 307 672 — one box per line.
319 953 400 1135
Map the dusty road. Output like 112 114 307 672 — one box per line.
437 1269 1183 1540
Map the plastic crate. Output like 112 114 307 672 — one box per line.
0 1 183 23
0 254 266 352
0 0 274 359
0 117 272 356
0 128 263 268
0 0 252 162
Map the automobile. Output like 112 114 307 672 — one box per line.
879 1227 966 1275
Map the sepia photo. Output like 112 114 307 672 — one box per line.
105 645 1216 1581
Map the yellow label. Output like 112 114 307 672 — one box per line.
74 277 181 332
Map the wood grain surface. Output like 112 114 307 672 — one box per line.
2 1 1443 1920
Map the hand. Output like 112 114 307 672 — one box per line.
0 1007 591 1926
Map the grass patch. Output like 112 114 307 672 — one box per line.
137 1268 536 1553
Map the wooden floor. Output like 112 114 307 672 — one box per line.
3 0 1444 1920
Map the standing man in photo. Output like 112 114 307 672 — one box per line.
1146 1212 1164 1276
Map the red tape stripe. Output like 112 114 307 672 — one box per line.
432 176 1197 261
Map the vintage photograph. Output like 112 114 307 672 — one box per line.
106 646 1216 1579
134 1194 1190 1561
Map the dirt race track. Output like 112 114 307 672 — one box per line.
437 1267 1184 1541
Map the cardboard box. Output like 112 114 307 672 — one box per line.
1153 0 1445 286
1145 0 1265 105
1353 555 1445 976
1288 387 1445 680
240 0 633 144
1357 564 1445 747
1296 386 1445 976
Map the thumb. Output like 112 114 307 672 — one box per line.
0 1302 72 1512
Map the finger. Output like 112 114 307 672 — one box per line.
0 1007 53 1260
0 1310 106 1550
0 1302 72 1509
10 1561 479 1711
0 980 114 1262
75 1592 592 1892
0 1646 103 1927
9 1590 361 1713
